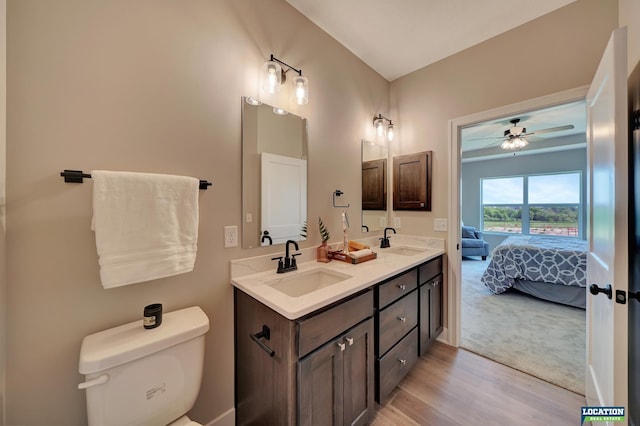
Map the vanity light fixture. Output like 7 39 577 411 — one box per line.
261 54 309 105
273 107 288 115
373 113 396 142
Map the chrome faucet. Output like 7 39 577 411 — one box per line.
380 227 396 248
272 240 301 273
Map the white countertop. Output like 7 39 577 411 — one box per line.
230 236 445 320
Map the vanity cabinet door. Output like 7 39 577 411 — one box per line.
298 319 375 426
298 335 344 426
419 274 443 354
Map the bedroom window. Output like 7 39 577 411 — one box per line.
481 172 581 236
481 177 523 233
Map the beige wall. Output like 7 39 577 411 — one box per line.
4 0 631 424
620 0 640 75
1 0 5 423
389 0 618 239
5 0 388 424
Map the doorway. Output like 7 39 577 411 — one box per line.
446 87 588 391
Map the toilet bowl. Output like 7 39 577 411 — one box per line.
78 306 210 426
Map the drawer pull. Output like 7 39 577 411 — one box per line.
399 359 407 366
397 284 406 290
433 280 440 287
249 325 276 358
397 316 407 323
345 337 354 346
338 342 346 351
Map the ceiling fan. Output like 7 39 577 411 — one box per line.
471 118 575 150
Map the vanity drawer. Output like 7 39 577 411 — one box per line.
419 256 442 285
377 268 418 308
378 290 418 356
377 328 418 403
297 290 373 358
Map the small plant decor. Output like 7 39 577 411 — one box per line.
318 217 330 243
316 217 331 263
300 220 308 239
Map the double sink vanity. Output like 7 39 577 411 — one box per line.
231 235 445 425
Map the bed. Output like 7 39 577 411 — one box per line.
480 235 588 309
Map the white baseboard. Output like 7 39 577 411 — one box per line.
204 407 234 426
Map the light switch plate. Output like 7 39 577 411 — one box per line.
224 225 238 248
434 218 448 232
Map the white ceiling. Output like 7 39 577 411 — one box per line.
286 0 577 81
286 0 585 158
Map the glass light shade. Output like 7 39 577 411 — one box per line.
262 60 282 94
374 118 385 136
292 74 309 105
387 123 395 141
273 107 288 115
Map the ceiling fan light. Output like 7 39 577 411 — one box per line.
501 139 514 150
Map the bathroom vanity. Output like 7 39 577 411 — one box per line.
232 237 444 425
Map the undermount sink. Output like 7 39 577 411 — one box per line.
381 246 426 256
265 269 353 297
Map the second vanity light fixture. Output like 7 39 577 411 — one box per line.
373 113 395 142
262 54 309 105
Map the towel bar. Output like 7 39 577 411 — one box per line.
60 169 212 190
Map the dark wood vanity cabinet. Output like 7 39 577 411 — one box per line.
299 319 374 426
375 269 419 404
234 288 375 426
393 151 432 211
419 256 443 354
235 254 443 422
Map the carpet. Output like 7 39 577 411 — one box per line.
460 258 585 395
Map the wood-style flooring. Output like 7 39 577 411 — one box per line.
371 341 586 426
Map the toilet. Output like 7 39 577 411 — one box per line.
78 306 210 426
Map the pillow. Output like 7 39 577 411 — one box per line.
461 226 477 239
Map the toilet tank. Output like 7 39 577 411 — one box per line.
79 306 210 426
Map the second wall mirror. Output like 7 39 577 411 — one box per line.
361 140 389 232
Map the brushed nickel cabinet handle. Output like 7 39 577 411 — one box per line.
399 359 407 366
398 316 406 323
337 342 346 351
397 284 406 290
345 337 354 346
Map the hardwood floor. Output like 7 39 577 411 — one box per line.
371 341 586 426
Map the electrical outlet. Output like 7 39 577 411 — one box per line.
224 225 238 248
246 213 252 223
434 218 448 232
394 217 402 228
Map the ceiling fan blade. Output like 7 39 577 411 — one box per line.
466 136 505 141
527 124 575 136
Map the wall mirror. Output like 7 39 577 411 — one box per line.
241 97 308 248
361 140 389 232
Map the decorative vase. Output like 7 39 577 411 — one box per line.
317 241 331 263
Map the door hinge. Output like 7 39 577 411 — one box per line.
615 289 640 304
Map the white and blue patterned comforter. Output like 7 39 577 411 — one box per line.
481 235 588 294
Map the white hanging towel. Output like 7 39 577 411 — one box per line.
91 170 200 289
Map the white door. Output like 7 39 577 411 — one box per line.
261 152 307 246
586 26 628 419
